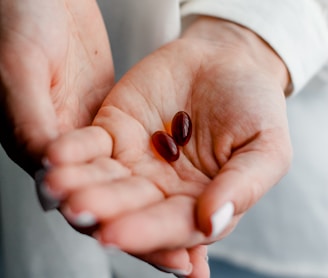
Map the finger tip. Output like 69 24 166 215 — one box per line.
208 201 234 238
34 169 60 211
197 198 235 238
155 263 193 277
36 184 61 211
61 204 98 227
41 157 53 169
196 200 212 237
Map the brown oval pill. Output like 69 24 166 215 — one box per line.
171 111 192 146
151 131 179 162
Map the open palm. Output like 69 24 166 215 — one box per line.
45 35 292 258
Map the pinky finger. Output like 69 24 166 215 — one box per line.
138 249 192 276
187 245 210 278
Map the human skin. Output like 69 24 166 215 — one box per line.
43 16 292 277
0 0 201 275
0 0 114 175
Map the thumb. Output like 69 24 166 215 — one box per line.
196 135 292 238
0 50 58 174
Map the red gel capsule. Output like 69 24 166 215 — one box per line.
151 131 179 162
171 111 192 146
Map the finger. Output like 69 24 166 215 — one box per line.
45 126 113 165
43 157 131 198
93 105 151 163
0 47 58 173
96 196 206 254
138 249 193 277
187 246 210 278
197 134 292 238
61 176 164 226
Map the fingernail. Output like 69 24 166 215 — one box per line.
154 263 192 277
93 232 121 255
42 157 52 169
34 169 60 211
72 211 97 227
210 201 234 238
62 205 97 227
34 168 46 186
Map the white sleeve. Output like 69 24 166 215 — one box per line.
180 0 328 94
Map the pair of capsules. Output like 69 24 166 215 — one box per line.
151 111 192 162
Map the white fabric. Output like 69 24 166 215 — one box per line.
107 0 328 92
180 0 328 94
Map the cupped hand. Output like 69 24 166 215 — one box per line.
0 0 114 174
43 17 292 277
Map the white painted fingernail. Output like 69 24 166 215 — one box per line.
34 169 60 211
34 168 46 184
155 263 192 276
37 185 61 211
42 157 53 169
210 202 234 238
93 232 121 255
74 211 97 227
41 182 65 200
63 206 97 227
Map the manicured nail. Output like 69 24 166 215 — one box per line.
154 263 192 277
210 202 234 238
34 169 60 211
34 168 47 186
74 212 97 227
93 232 121 255
42 157 52 169
62 205 97 227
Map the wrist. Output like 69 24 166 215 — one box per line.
182 16 292 96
